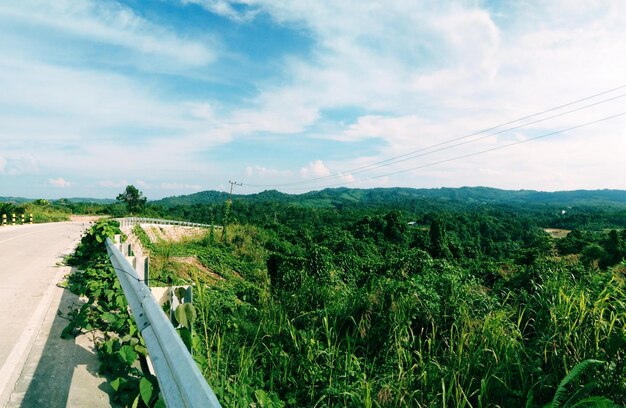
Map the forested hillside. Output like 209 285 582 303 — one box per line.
137 193 626 407
154 187 626 208
149 187 626 232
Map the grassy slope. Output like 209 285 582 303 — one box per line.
141 220 626 407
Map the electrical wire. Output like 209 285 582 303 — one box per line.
243 84 626 189
257 92 626 186
281 110 626 191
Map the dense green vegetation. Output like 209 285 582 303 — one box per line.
0 196 139 221
62 220 165 407
51 186 626 407
151 187 626 232
139 195 626 407
154 187 626 208
0 200 71 223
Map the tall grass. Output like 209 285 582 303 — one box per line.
147 225 625 407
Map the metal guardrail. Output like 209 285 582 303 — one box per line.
115 217 222 229
105 237 222 408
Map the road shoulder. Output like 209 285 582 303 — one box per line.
3 267 118 408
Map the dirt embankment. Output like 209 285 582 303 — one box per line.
140 225 206 243
124 223 224 284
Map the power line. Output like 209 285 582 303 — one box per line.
228 180 242 202
283 111 626 191
265 92 626 185
244 84 626 188
339 93 626 178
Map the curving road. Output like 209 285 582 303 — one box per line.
0 221 89 406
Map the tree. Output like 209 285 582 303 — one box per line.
116 185 147 214
383 210 406 244
603 229 624 267
428 216 451 259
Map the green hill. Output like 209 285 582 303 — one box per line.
154 186 626 208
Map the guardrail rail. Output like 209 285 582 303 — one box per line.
105 237 222 407
115 217 222 229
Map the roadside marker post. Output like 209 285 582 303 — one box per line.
29 214 33 224
11 214 15 225
2 214 6 225
20 214 25 224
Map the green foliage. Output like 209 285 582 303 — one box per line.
132 224 154 251
66 219 120 266
122 193 626 407
543 359 620 408
117 185 147 215
0 200 71 223
62 220 161 407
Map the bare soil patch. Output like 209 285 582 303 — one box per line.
171 256 224 282
141 224 206 243
544 228 571 239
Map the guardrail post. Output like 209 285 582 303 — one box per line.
12 213 15 225
21 214 25 224
2 214 6 225
134 255 148 282
144 257 150 287
29 213 33 224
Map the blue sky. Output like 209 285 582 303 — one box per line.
1 0 625 199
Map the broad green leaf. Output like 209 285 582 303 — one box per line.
174 303 197 330
139 377 154 405
101 312 117 324
111 377 122 392
118 345 137 365
175 287 187 302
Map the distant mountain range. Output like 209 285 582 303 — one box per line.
153 187 626 208
0 197 32 204
4 187 626 208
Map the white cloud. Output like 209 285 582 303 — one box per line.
49 177 71 188
226 2 502 113
300 160 331 178
0 154 40 176
98 180 129 189
246 165 292 178
0 1 214 68
181 0 258 22
136 180 151 189
3 0 626 197
222 0 626 190
160 182 203 190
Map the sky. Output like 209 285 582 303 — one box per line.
1 0 625 199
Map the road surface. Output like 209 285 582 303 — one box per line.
0 221 92 406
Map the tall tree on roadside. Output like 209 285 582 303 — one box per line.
116 185 147 215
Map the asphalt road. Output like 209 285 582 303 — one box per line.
0 221 88 406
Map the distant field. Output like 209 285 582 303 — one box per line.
544 228 571 238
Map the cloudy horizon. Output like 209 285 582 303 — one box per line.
1 1 625 200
